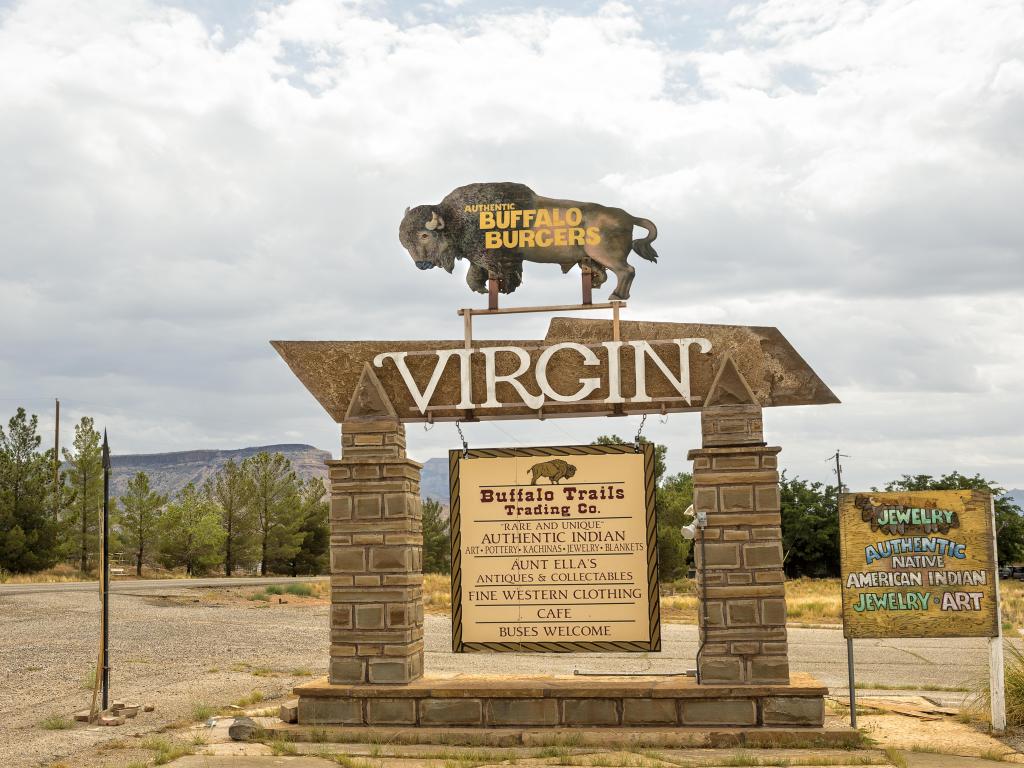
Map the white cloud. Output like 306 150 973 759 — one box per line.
0 0 1021 490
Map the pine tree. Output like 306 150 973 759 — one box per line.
0 408 61 573
422 498 450 575
116 472 167 576
278 477 329 576
242 452 301 575
62 417 102 574
204 459 256 576
156 483 225 575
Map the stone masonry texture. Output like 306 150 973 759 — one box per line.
293 690 824 727
689 403 791 685
328 415 424 685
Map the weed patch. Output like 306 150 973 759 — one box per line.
190 702 216 721
39 715 73 730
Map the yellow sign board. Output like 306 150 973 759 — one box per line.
839 490 998 639
449 444 660 652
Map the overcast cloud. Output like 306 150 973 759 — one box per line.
1 0 1022 491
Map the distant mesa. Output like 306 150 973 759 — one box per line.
106 444 332 499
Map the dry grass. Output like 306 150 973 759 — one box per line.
0 563 95 584
429 573 841 625
424 574 1024 631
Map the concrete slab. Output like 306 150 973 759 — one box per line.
171 757 337 767
905 754 1023 767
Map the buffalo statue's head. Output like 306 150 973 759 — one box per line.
563 464 577 479
399 205 455 273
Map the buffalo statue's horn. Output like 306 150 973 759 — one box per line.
425 211 444 231
405 206 411 215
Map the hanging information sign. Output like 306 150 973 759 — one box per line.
450 443 660 652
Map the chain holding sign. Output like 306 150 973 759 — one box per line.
450 443 659 653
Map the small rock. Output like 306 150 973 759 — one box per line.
228 716 259 741
120 705 140 718
74 710 91 722
99 715 125 726
111 701 126 711
143 704 155 712
279 701 298 724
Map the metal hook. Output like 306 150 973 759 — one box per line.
455 420 469 458
423 412 434 432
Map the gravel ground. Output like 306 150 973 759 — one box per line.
1 587 328 768
0 585 999 768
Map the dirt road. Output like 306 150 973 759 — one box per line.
0 585 996 767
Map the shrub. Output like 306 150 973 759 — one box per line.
40 715 73 730
284 582 313 596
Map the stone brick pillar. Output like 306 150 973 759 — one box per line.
326 365 424 685
689 355 789 685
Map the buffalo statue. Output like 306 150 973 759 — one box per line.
399 182 658 300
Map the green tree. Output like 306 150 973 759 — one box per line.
422 498 451 575
593 434 667 483
62 417 102 573
779 473 839 578
657 472 694 581
271 477 329 576
883 472 1024 565
116 472 166 576
0 408 61 572
205 459 256 576
593 435 691 581
156 483 225 575
242 452 302 575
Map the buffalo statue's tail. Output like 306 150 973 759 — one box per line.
631 217 658 262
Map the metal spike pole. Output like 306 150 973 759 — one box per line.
101 431 111 711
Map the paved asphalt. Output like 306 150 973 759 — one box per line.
1 576 999 704
0 575 329 595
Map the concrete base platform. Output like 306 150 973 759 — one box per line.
260 723 859 749
293 672 828 729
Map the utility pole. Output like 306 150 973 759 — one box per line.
829 449 847 495
101 430 111 711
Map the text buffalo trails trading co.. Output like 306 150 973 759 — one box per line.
373 338 713 413
453 449 657 650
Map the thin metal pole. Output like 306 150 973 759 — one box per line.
53 399 60 519
830 449 856 728
101 431 110 711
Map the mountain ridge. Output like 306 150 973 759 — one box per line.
108 444 332 499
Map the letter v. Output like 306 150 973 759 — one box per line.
373 350 468 414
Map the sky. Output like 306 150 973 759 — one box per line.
0 0 1022 491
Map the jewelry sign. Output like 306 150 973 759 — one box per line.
449 444 660 652
839 490 998 639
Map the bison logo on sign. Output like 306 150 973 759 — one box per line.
399 182 658 300
529 459 578 485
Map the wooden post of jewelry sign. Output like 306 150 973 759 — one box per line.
839 490 1005 732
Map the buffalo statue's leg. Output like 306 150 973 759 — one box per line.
582 216 637 300
466 262 488 293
